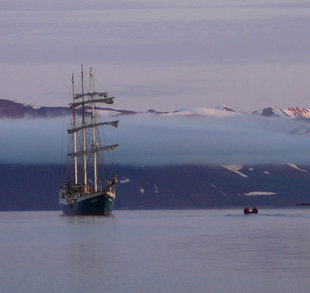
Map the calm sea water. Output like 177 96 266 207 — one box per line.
1 209 310 293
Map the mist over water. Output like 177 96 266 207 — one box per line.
2 112 310 165
1 209 310 293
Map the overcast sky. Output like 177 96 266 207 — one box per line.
1 0 310 112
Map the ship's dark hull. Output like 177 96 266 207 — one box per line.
59 191 115 216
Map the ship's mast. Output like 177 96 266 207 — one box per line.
72 73 78 185
67 66 119 192
89 67 98 192
81 64 87 187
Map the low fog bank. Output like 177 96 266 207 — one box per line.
1 112 310 165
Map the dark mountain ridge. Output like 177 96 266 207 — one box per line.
1 163 310 211
0 99 136 118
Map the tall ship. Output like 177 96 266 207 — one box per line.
59 65 119 215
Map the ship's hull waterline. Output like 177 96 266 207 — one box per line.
59 191 115 216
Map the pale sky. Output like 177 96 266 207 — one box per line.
1 0 310 112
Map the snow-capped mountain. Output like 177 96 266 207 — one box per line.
252 106 291 118
252 106 310 119
169 107 236 117
214 105 235 112
283 107 310 119
1 98 310 121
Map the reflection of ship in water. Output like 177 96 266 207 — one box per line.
59 65 118 215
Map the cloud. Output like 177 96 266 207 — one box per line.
1 0 310 64
1 112 310 165
114 113 310 165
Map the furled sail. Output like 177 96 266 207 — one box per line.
68 144 119 158
67 120 119 134
75 92 108 99
70 97 114 108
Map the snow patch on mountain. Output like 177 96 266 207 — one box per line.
222 165 248 178
284 107 310 119
288 163 309 173
219 190 227 196
214 105 235 112
119 176 131 184
244 191 277 196
252 106 310 120
166 107 236 117
209 183 217 189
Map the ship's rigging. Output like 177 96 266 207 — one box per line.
66 65 119 192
